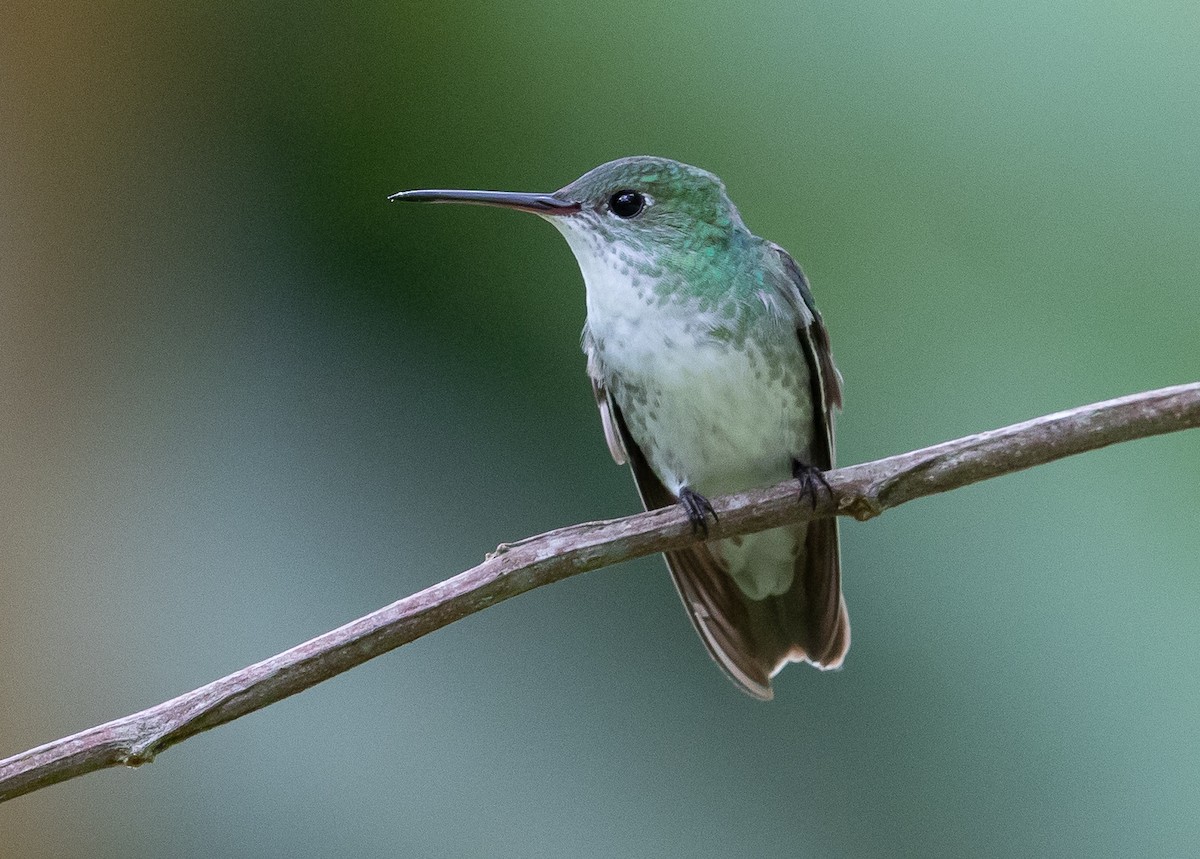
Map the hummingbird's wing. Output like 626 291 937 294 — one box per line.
765 242 850 669
767 243 844 419
584 326 628 466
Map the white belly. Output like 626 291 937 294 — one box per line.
599 308 813 600
596 303 813 498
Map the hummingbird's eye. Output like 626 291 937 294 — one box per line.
608 190 645 219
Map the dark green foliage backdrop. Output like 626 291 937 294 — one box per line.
3 1 1198 855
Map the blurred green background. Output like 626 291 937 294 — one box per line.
3 0 1198 856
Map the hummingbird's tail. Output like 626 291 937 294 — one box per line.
660 518 849 700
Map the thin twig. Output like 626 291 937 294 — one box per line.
2 382 1198 803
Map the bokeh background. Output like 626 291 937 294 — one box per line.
3 1 1198 856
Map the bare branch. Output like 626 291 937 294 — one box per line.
2 383 1198 803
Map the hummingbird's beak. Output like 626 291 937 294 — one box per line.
387 188 581 215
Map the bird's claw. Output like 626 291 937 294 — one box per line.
679 487 718 537
792 460 833 510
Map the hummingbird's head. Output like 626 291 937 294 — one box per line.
550 156 748 251
544 157 754 294
390 156 749 280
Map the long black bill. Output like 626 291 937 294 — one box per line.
387 188 581 215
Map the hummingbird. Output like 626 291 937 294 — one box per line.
390 156 848 699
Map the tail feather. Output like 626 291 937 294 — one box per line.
791 515 850 670
662 518 849 699
661 542 777 700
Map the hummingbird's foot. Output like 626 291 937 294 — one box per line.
678 486 718 538
792 459 833 510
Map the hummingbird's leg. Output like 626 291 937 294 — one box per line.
792 459 833 510
678 486 718 538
